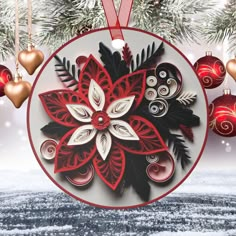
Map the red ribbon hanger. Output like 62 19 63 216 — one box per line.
101 0 133 48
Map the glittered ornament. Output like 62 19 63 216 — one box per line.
0 65 13 97
209 89 236 137
194 51 226 89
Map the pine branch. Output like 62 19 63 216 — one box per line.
176 91 197 106
0 0 218 59
54 55 79 91
131 42 164 71
133 0 217 43
160 102 200 129
34 0 105 52
228 33 236 54
200 0 236 55
76 0 98 9
0 0 28 61
99 43 129 82
168 133 191 169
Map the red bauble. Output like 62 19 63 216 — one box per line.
0 65 13 97
194 51 226 89
209 89 236 137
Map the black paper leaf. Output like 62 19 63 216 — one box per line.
125 154 150 202
41 122 71 140
161 102 200 129
131 42 164 71
99 43 129 82
168 133 191 169
136 106 170 141
54 55 80 91
131 59 135 72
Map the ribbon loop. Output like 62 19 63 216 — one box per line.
118 0 133 27
101 0 133 46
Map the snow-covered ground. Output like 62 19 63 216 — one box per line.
0 169 235 235
0 191 235 235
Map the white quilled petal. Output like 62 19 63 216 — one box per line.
106 96 135 119
109 120 139 141
66 104 93 123
88 79 105 111
96 131 112 161
68 125 97 146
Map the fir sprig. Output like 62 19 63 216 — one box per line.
99 43 129 82
0 0 218 59
0 0 28 60
54 55 79 91
133 0 217 43
35 0 105 52
131 42 164 71
168 133 191 169
200 0 236 55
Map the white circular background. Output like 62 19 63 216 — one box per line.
28 28 208 208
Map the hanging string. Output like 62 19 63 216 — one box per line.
117 0 133 27
15 0 20 77
223 75 229 91
101 0 123 41
28 0 33 48
223 39 230 92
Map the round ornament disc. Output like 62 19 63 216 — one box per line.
27 28 208 208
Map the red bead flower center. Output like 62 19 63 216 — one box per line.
91 111 110 130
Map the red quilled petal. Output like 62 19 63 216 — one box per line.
93 145 125 191
109 70 146 109
78 55 113 103
54 129 97 173
39 90 91 127
115 115 168 155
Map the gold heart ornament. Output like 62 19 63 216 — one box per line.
18 46 44 75
226 58 236 81
4 76 31 108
